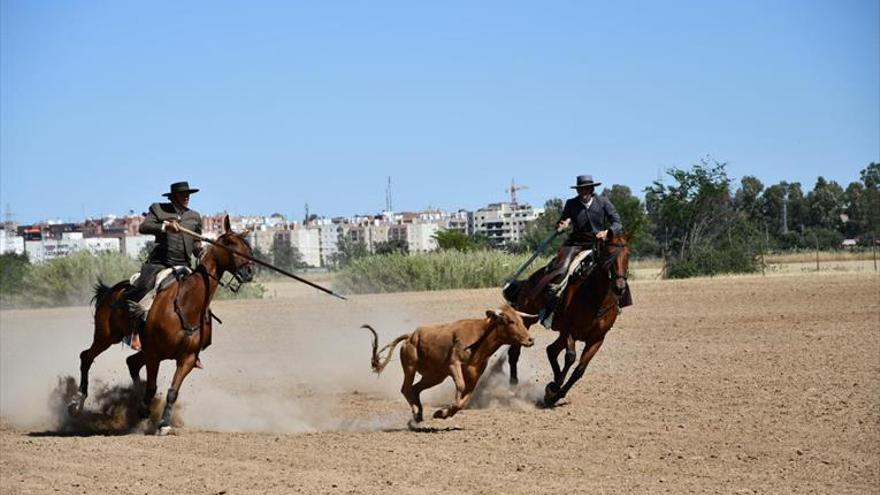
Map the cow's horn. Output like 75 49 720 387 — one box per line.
515 311 539 319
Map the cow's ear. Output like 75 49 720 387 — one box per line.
486 309 503 321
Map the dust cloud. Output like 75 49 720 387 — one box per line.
1 298 543 434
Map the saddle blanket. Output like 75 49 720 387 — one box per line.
129 266 192 313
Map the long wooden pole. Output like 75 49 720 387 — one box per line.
503 230 561 288
179 226 347 300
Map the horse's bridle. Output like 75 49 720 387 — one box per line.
208 233 255 289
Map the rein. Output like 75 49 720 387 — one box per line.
173 265 212 337
172 242 231 337
572 239 629 318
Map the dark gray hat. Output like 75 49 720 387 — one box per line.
162 181 200 197
571 175 602 188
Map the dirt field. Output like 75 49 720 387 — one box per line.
1 272 878 494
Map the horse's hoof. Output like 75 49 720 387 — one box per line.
509 377 519 386
67 393 85 417
433 409 447 420
156 424 172 436
544 383 561 406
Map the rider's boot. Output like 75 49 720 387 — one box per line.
124 300 147 347
539 282 563 328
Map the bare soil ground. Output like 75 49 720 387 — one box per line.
1 272 878 494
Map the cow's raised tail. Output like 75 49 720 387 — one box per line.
361 324 410 375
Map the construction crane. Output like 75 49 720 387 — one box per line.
506 178 528 204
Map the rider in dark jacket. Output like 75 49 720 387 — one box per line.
116 182 203 357
540 175 622 326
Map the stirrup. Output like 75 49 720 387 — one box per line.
539 307 554 328
125 300 148 322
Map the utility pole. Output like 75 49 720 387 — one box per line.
782 189 789 235
385 176 393 213
3 203 13 227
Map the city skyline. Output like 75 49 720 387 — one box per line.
3 163 874 226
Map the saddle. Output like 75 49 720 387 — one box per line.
129 266 193 314
548 249 595 298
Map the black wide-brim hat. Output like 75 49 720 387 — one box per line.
571 175 602 188
162 181 200 197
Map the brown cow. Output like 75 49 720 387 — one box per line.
363 305 536 423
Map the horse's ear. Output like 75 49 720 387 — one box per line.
224 215 232 233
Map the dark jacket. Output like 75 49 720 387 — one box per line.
559 194 623 246
139 202 203 266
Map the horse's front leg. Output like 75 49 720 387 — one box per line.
507 345 521 385
69 337 114 416
139 357 159 419
158 353 197 435
126 351 145 384
557 334 577 384
545 334 566 385
545 337 605 406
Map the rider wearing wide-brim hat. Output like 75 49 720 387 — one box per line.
558 175 622 246
116 181 204 353
538 174 623 326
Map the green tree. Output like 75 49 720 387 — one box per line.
734 175 765 223
432 230 493 252
645 159 759 277
856 162 880 239
841 181 865 238
806 177 845 230
331 237 369 268
374 239 409 255
0 252 30 296
602 185 655 255
272 238 306 272
518 198 565 254
250 245 271 276
761 181 809 236
861 162 880 189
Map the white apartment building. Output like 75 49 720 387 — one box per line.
0 230 25 255
25 237 121 263
317 222 341 267
473 202 545 248
288 226 321 267
408 223 439 252
123 235 153 259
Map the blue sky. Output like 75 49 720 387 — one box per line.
2 1 878 223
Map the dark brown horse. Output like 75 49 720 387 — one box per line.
504 232 631 405
70 215 254 434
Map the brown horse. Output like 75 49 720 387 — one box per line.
503 232 631 405
70 215 254 434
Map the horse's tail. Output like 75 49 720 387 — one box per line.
361 324 410 375
91 279 131 307
91 279 114 307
